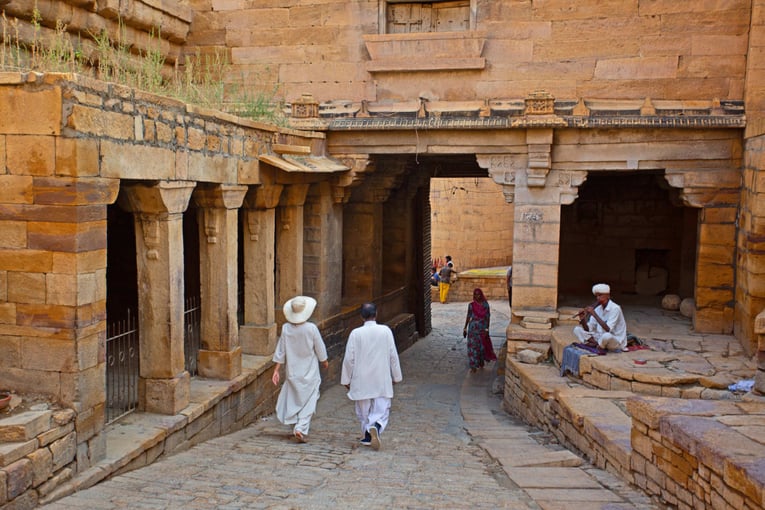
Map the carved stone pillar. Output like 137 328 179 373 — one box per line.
343 200 383 303
304 182 343 321
478 152 586 329
276 184 310 321
193 184 248 379
119 181 195 415
240 184 283 355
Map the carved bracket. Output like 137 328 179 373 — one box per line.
203 208 220 244
139 214 162 261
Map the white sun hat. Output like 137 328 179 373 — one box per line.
283 296 317 324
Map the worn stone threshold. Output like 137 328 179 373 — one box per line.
40 355 273 505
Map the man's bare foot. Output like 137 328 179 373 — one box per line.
294 430 307 443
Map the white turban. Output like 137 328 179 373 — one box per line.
592 283 610 295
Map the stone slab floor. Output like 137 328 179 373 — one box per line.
41 301 660 510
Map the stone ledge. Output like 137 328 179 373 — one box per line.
31 354 276 507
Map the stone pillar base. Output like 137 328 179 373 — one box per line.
239 324 277 356
140 371 190 415
198 347 243 380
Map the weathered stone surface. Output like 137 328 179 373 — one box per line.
26 448 52 487
517 349 545 364
49 432 76 472
0 440 37 468
0 411 52 442
662 294 681 310
5 458 33 500
680 298 695 318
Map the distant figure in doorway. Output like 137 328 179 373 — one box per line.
506 265 513 308
341 303 403 451
573 283 628 352
463 288 496 373
271 296 329 443
431 266 440 288
438 255 455 304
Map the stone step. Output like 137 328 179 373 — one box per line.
0 411 52 443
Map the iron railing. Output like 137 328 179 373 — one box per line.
184 295 201 376
105 310 139 424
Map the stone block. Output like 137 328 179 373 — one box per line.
680 298 695 318
0 440 37 468
7 272 46 304
0 175 34 204
66 105 133 140
35 466 72 497
6 135 55 177
0 221 26 249
20 337 77 373
197 347 243 380
0 87 62 135
37 423 74 448
100 140 175 180
26 448 52 487
32 177 119 207
517 349 545 364
15 303 76 329
49 432 76 471
662 294 681 310
44 273 77 306
55 138 100 177
141 371 190 415
0 411 52 442
27 220 107 252
5 458 33 500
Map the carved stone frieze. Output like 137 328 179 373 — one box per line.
524 90 555 115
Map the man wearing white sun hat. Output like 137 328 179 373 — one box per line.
573 283 628 352
271 296 329 443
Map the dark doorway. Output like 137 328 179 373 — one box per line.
558 171 698 305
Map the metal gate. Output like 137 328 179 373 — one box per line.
105 310 139 424
184 295 201 376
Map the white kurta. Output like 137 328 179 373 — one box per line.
341 321 403 400
272 322 328 427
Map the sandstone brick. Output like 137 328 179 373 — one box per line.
51 250 107 274
594 56 678 80
7 272 45 305
0 175 34 204
15 303 76 329
0 439 36 468
0 221 26 249
100 140 175 180
49 432 75 472
36 422 74 448
26 448 52 487
0 411 51 443
72 404 104 442
6 135 55 177
0 87 62 136
27 220 107 253
55 137 100 177
32 177 119 207
4 457 33 500
21 337 77 372
66 105 134 140
45 273 76 306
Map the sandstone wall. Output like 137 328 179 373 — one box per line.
430 177 513 271
185 0 751 104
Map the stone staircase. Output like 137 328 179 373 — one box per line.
503 305 765 509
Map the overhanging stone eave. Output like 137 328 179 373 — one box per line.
323 115 746 131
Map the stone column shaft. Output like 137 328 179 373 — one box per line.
120 181 195 415
240 185 282 355
194 184 248 379
343 201 384 303
276 184 309 317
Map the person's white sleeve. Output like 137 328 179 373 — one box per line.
340 336 355 385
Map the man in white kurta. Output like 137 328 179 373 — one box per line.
573 283 628 351
272 296 328 442
341 303 403 450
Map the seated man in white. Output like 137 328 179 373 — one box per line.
573 283 627 352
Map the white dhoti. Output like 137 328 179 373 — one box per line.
573 326 625 351
354 397 391 435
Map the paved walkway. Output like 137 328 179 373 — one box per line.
42 301 660 509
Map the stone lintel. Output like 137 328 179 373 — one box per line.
197 347 242 380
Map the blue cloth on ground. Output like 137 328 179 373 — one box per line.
560 344 593 377
728 379 754 393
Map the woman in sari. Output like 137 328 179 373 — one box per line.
462 288 497 373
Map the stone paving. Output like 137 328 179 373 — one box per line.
41 301 661 509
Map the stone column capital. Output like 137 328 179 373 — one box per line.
193 184 248 210
243 184 284 210
119 181 196 215
280 183 310 207
476 154 524 203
